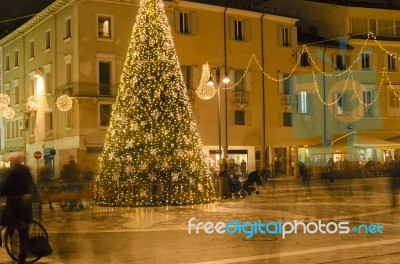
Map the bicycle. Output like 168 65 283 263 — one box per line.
1 219 49 263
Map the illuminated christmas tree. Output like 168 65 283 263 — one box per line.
92 0 215 206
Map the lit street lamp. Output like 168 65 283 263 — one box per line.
207 65 230 177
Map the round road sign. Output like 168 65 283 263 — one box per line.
33 151 42 160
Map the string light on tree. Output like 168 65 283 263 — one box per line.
56 95 73 111
92 0 215 207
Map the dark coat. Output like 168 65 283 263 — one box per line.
0 164 36 225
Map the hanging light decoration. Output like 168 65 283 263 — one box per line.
56 95 73 111
195 62 217 100
0 94 11 107
27 95 40 111
2 107 15 120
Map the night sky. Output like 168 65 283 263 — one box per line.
0 0 55 38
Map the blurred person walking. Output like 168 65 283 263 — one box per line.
0 152 37 264
389 159 400 207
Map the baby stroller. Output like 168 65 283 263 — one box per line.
228 174 247 198
242 171 262 195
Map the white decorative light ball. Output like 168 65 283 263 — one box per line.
27 95 40 110
2 107 15 119
0 94 11 107
56 95 73 111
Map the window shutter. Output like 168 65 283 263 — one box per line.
278 112 283 126
357 91 364 117
244 19 251 41
383 53 388 70
345 55 350 69
229 17 235 40
229 110 235 125
174 10 180 33
372 91 380 117
277 25 283 46
245 110 252 125
372 53 378 70
192 65 199 90
228 69 235 88
289 26 297 47
190 12 197 35
245 70 252 92
278 72 283 94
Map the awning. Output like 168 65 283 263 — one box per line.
333 134 400 147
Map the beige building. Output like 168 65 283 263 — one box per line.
4 0 393 179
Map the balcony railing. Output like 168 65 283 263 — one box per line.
231 92 249 105
281 94 297 107
54 82 118 98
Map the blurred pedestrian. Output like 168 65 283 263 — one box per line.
240 159 247 178
389 160 400 207
0 152 37 264
60 156 81 184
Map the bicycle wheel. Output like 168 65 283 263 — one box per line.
4 220 48 263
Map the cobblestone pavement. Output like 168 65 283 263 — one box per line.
0 177 399 263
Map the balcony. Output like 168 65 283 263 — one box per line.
54 82 118 98
281 94 297 107
231 92 249 106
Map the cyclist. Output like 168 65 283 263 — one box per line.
0 152 36 264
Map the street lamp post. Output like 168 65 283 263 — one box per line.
207 66 230 178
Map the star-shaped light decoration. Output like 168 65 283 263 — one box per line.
150 149 157 155
147 172 157 182
171 172 179 182
126 139 134 149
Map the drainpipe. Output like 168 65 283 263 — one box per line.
261 13 266 170
323 47 327 145
223 5 228 165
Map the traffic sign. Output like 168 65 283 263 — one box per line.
33 151 42 160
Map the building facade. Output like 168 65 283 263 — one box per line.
4 0 397 180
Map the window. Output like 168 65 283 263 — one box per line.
298 91 311 114
29 114 36 136
66 62 72 84
181 66 192 89
5 54 9 71
335 92 348 115
45 112 53 138
234 69 245 91
278 25 297 47
13 82 19 105
99 61 111 95
388 54 397 71
378 19 394 36
279 74 291 95
229 18 250 41
299 52 310 67
44 70 51 94
363 91 372 117
4 83 10 101
235 110 245 125
98 16 112 38
65 17 71 39
283 112 292 127
179 12 189 34
335 54 350 70
30 40 35 59
361 53 371 70
14 50 19 67
45 30 51 50
351 18 368 34
234 20 244 41
6 121 10 140
99 104 112 127
175 11 197 35
396 21 400 37
389 90 400 117
66 109 72 129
